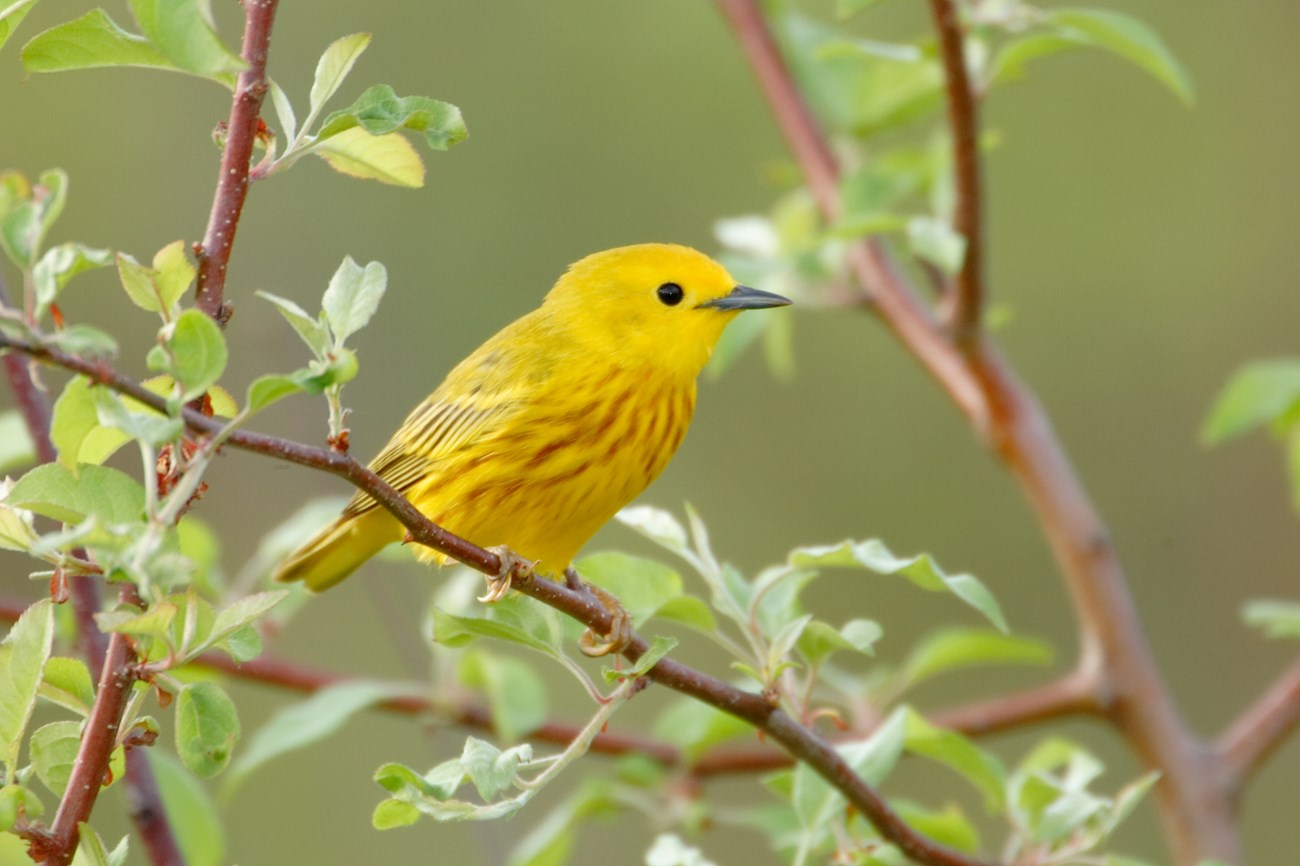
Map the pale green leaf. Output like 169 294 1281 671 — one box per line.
460 737 531 801
127 0 244 79
789 539 1007 631
226 680 406 792
309 32 371 116
21 9 178 74
0 410 35 473
907 215 966 274
652 697 752 761
147 750 224 866
6 462 145 525
431 595 564 658
29 719 81 796
317 84 468 151
1202 360 1300 444
207 591 287 651
268 79 296 143
158 309 227 401
32 243 112 315
314 128 425 188
576 552 684 628
460 650 548 744
256 290 329 355
0 599 54 769
45 324 118 357
1047 8 1194 106
0 0 38 51
614 505 690 556
797 618 881 666
897 628 1052 691
0 502 38 553
902 708 1005 812
645 833 718 866
40 656 95 716
151 240 195 311
604 635 676 683
175 681 240 777
1242 600 1300 640
50 375 100 469
321 257 387 345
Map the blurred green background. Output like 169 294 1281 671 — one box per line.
3 1 1299 864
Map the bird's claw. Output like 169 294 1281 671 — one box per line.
578 582 634 657
478 546 535 603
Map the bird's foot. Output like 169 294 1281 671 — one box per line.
478 546 535 603
578 582 634 658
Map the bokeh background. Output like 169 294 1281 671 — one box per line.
3 1 1299 864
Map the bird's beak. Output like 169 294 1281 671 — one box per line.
699 285 792 311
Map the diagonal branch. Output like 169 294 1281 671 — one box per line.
713 2 1240 863
925 0 985 346
1217 656 1300 798
193 0 280 323
0 335 997 866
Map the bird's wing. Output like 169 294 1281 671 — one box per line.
340 327 553 519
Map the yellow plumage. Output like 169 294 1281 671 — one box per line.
274 243 790 591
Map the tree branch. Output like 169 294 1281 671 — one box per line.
35 586 143 866
0 273 183 866
193 0 279 323
0 334 996 866
925 0 984 346
1217 657 1300 797
713 2 1241 863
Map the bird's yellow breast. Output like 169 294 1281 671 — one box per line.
406 363 696 575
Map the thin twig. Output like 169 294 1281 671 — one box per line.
713 2 1240 863
0 334 996 866
1217 657 1300 798
926 0 984 347
193 0 280 323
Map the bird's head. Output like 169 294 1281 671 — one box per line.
544 243 790 377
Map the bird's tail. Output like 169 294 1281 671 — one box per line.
273 509 400 591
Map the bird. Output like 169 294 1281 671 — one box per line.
273 243 790 597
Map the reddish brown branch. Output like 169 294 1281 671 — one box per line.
0 275 183 866
38 586 142 866
193 0 279 322
1217 657 1300 797
714 2 1240 863
0 335 996 866
926 0 984 346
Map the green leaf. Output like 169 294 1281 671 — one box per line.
40 656 96 716
314 127 425 188
29 719 82 796
0 501 38 552
70 822 126 866
127 0 244 79
896 628 1052 692
652 697 752 761
147 750 224 866
789 708 906 841
507 781 618 866
21 9 178 75
0 783 43 832
902 708 1005 812
644 833 718 866
890 800 979 854
654 596 717 633
51 376 101 469
796 618 881 666
0 0 38 51
45 324 118 357
321 257 387 346
907 216 966 275
1046 9 1194 106
1202 360 1300 444
95 602 178 639
604 635 676 683
0 410 35 473
789 539 1007 632
32 243 113 316
245 373 305 412
576 552 685 628
116 241 193 315
6 462 145 525
175 680 240 777
161 309 227 401
257 290 329 355
92 388 183 449
615 505 691 557
204 590 287 654
318 83 468 151
309 32 371 116
1242 600 1300 640
0 168 65 269
460 650 548 744
372 798 421 829
0 599 54 769
431 595 564 658
460 737 530 801
226 680 406 792
268 79 296 143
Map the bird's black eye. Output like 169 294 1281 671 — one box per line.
656 282 684 306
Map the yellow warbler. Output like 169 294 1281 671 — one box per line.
274 243 789 592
